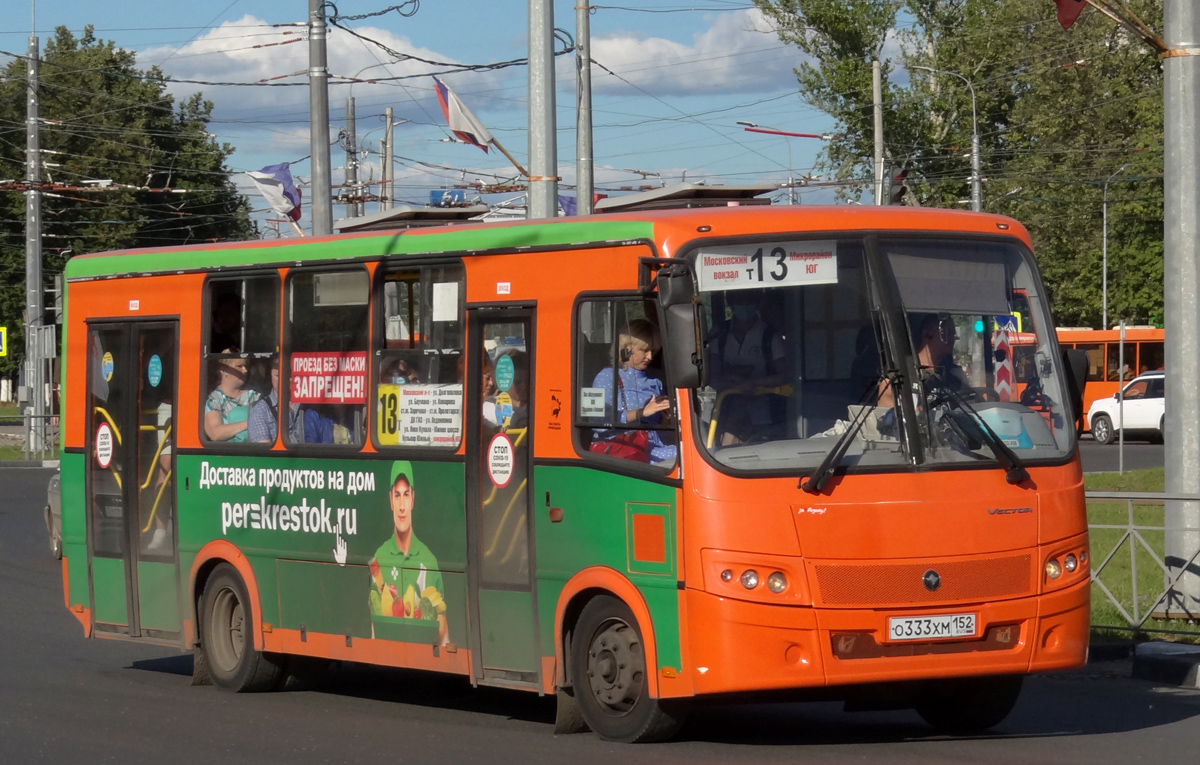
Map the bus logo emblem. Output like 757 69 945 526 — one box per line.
922 569 941 592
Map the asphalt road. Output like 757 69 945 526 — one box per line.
1079 439 1165 473
4 466 1200 764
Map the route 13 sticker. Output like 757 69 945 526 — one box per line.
95 422 114 469
487 433 514 488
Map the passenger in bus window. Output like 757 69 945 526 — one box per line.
248 360 299 444
711 291 788 445
302 405 357 444
713 290 787 391
204 351 260 442
590 321 677 464
210 293 242 353
878 314 970 412
481 354 499 428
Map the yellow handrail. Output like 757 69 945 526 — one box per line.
499 516 527 565
141 470 172 534
483 478 527 558
705 384 794 448
139 425 171 491
93 407 122 445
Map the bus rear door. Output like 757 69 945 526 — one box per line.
466 308 542 687
85 320 180 642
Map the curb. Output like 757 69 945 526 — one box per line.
1131 642 1200 688
0 460 58 469
1089 640 1137 662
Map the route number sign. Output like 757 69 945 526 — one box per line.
696 240 838 293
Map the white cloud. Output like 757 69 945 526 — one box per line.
577 9 802 97
137 16 505 126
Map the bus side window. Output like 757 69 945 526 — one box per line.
201 275 280 447
574 297 677 468
284 269 370 448
374 265 465 451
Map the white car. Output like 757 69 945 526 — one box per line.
1087 370 1165 445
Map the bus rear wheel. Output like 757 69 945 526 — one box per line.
199 564 283 692
915 674 1023 733
570 595 687 743
1091 414 1115 445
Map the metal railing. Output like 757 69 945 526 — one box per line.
1087 490 1200 633
21 411 59 461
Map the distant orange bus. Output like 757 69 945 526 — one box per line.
1053 327 1163 430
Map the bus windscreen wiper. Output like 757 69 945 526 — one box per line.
931 379 1030 486
801 376 890 495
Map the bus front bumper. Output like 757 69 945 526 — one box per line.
680 579 1088 697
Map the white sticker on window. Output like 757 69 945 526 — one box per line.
696 240 838 292
432 282 459 322
580 387 606 418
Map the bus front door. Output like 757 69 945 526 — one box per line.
466 309 541 687
86 321 181 642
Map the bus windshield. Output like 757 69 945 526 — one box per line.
692 236 1074 475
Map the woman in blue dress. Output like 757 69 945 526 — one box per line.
591 320 677 464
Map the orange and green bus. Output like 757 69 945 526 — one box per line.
58 203 1090 742
1053 326 1163 431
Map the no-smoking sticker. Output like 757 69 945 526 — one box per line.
488 433 514 488
95 422 114 469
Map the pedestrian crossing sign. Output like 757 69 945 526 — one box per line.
0 326 6 357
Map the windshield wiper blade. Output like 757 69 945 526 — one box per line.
801 376 888 494
934 380 1030 485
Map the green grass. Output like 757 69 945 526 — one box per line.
1085 467 1164 493
0 442 58 461
1085 468 1200 641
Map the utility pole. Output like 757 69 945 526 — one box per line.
382 106 394 212
528 0 558 219
576 0 594 216
1163 0 1200 616
308 0 333 235
25 34 45 453
344 97 359 218
872 60 885 206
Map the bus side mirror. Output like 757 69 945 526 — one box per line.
656 266 707 389
1062 348 1088 435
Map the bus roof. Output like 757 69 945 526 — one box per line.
64 205 1032 281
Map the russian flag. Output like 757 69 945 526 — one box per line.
433 76 493 153
246 163 302 222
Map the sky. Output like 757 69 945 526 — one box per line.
1 0 843 234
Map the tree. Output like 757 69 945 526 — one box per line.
0 26 257 376
754 0 1164 326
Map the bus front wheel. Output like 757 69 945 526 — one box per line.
915 674 1023 733
570 595 688 743
199 564 283 692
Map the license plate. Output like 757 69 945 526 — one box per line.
887 613 976 641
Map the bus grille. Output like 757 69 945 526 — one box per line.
812 555 1032 607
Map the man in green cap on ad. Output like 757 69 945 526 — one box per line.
368 460 448 645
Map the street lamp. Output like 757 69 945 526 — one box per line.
359 116 411 212
911 66 981 212
1103 163 1132 330
736 121 830 205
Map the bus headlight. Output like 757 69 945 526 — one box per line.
1045 558 1062 579
1064 554 1078 573
740 570 759 589
766 571 787 593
